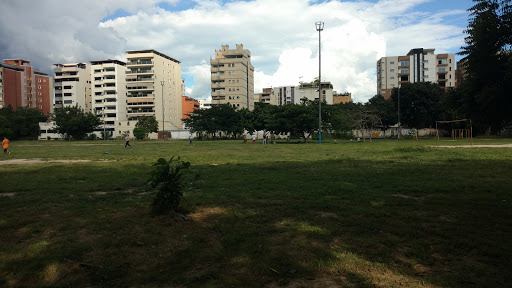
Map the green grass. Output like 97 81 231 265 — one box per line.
1 138 511 287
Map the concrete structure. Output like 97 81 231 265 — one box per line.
377 48 456 99
0 59 53 118
273 86 298 105
210 44 254 110
182 96 199 120
90 59 127 138
197 98 212 109
333 92 352 104
53 63 92 111
125 50 182 132
297 81 334 104
255 88 277 105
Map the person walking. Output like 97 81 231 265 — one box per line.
124 135 131 148
2 137 9 155
252 134 256 144
243 134 247 144
189 135 192 144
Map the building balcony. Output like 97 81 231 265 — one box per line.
127 93 155 98
212 95 226 101
437 79 448 82
126 60 154 66
126 85 155 91
127 109 155 115
126 70 154 75
211 83 225 89
126 77 155 82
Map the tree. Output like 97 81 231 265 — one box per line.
133 127 146 140
366 95 397 128
390 82 443 129
0 105 47 140
52 106 102 140
459 0 512 133
135 116 158 139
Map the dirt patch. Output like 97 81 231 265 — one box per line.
0 193 16 197
433 144 512 148
0 159 91 165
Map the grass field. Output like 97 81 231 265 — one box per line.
1 138 511 287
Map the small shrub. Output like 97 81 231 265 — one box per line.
146 156 198 215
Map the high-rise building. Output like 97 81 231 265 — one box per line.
273 86 298 105
377 48 456 99
125 50 182 131
0 59 53 118
90 59 127 138
182 96 199 120
211 44 254 110
197 98 212 109
53 63 92 111
255 88 277 105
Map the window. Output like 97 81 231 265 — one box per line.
64 93 72 96
39 105 42 109
424 60 429 63
237 80 239 83
424 67 429 71
38 79 42 82
400 61 409 66
438 59 447 65
438 67 446 72
449 67 452 71
94 69 102 73
64 86 72 89
64 100 72 104
38 85 41 89
400 68 409 73
390 76 395 79
390 61 395 64
390 69 395 72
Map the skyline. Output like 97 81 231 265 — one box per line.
0 0 474 103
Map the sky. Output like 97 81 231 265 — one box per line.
0 0 474 103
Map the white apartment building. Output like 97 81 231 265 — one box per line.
297 81 334 104
273 86 298 105
377 48 455 99
53 63 92 111
211 44 255 110
90 60 127 138
125 50 182 132
197 98 212 109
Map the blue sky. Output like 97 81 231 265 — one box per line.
1 0 475 102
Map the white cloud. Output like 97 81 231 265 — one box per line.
0 0 469 103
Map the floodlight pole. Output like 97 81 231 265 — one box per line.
397 75 401 139
161 80 165 139
316 21 324 144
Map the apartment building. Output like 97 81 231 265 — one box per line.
333 92 352 104
0 59 53 118
53 63 92 111
211 44 254 110
125 50 182 132
255 88 277 105
273 86 298 105
182 96 199 120
297 81 334 104
197 98 212 109
377 48 455 99
90 59 127 138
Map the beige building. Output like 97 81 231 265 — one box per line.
377 48 456 99
53 63 92 111
90 60 127 138
333 92 352 104
297 81 334 104
255 88 277 105
125 50 182 132
211 44 254 110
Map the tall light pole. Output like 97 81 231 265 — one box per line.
316 21 324 144
160 80 165 139
397 74 401 139
103 106 106 140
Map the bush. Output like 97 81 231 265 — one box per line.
146 156 198 215
133 127 145 140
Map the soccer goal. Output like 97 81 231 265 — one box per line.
435 119 473 146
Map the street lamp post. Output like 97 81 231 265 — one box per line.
103 106 106 140
397 74 401 139
161 80 165 139
316 21 324 144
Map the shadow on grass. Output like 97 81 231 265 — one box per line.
0 156 511 287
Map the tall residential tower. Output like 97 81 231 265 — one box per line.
211 44 254 110
377 48 455 99
125 50 182 131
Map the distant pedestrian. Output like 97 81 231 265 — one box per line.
252 134 256 144
287 135 290 143
263 135 267 144
189 135 192 144
243 134 247 144
124 135 131 148
2 137 9 155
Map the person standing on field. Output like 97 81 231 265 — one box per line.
124 135 131 148
252 134 256 144
2 137 9 155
